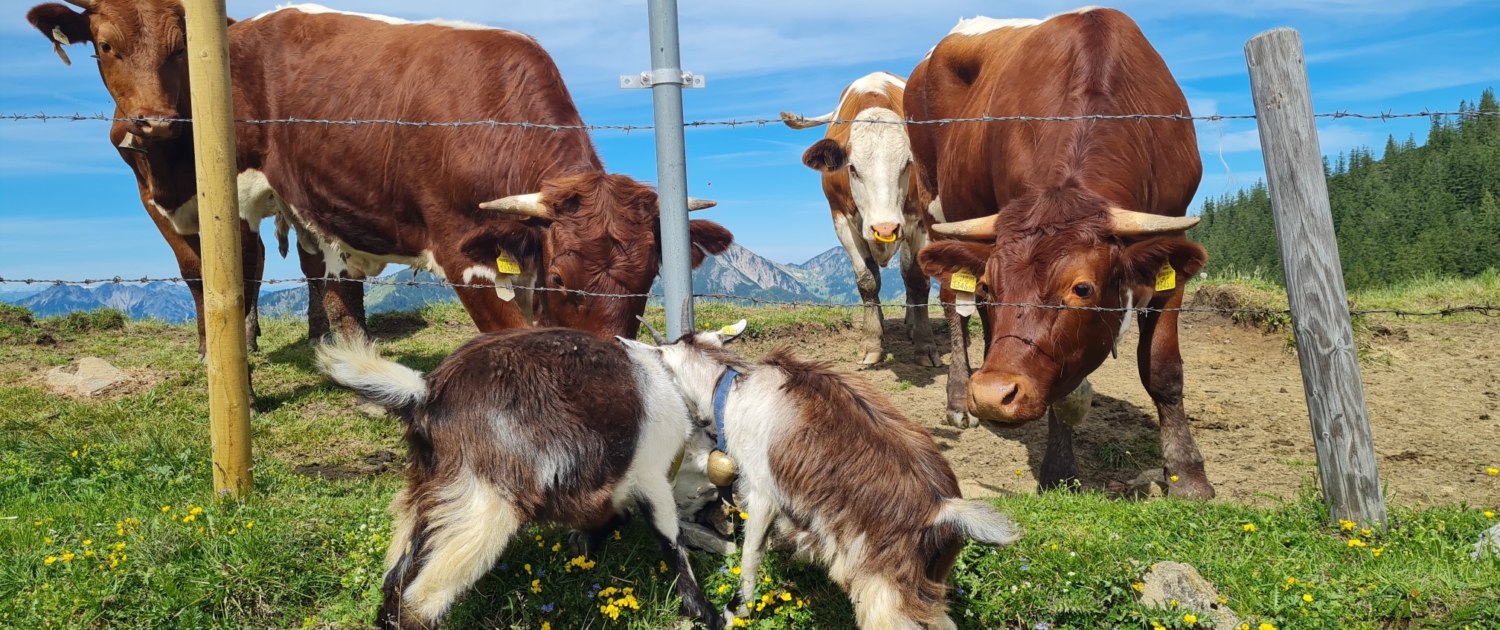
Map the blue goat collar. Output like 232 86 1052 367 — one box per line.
712 367 739 452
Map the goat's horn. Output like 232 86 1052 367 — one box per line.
480 193 550 219
636 315 667 345
1108 207 1199 236
929 215 997 240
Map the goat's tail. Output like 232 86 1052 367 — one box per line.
934 499 1022 547
315 333 428 416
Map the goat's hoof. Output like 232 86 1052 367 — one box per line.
858 350 882 365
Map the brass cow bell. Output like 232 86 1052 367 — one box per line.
706 450 738 487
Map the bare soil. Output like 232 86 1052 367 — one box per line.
733 311 1500 507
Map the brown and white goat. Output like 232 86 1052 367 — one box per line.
623 323 1022 630
316 329 721 630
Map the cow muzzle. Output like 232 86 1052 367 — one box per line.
968 371 1048 424
870 222 900 244
130 117 179 140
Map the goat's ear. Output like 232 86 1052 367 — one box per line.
696 319 747 347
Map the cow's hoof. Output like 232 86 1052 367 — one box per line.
859 351 883 365
1166 475 1216 500
915 347 942 367
945 410 978 429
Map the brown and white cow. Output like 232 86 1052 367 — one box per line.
908 8 1214 498
781 72 939 366
27 1 732 343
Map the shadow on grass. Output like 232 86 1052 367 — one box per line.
979 393 1162 492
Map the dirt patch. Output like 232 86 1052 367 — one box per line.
734 311 1500 507
293 449 401 481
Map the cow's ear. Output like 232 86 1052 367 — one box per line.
458 220 543 274
687 219 733 268
1119 236 1206 294
28 4 91 65
226 17 237 26
919 240 991 290
801 138 848 172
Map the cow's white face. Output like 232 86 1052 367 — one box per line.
844 107 913 253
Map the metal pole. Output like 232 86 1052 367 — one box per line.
645 0 694 338
1245 28 1385 528
183 0 253 498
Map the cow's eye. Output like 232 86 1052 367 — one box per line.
99 42 112 54
1073 283 1093 299
847 164 858 178
168 48 185 59
549 273 565 288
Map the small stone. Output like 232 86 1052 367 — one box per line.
1139 561 1242 630
45 357 128 397
1473 524 1500 560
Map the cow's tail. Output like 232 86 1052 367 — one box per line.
274 214 290 258
934 499 1021 547
314 333 427 417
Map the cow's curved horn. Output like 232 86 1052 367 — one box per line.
930 215 997 240
688 198 717 211
480 193 550 218
1108 207 1199 236
63 0 97 10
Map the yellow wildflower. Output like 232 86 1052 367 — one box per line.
731 566 741 575
531 579 542 594
227 528 236 536
161 506 171 513
1361 528 1372 537
1242 523 1257 532
1184 613 1199 624
542 623 550 630
731 619 749 627
1014 470 1023 476
660 561 669 573
613 530 621 540
70 450 78 458
1339 519 1356 531
739 511 749 520
551 542 562 553
1348 539 1366 548
1260 625 1278 630
84 550 95 558
44 556 56 565
82 540 91 546
1487 467 1499 476
189 506 203 516
1170 599 1179 607
717 584 728 594
1485 511 1496 519
1302 593 1313 603
44 537 53 544
1131 582 1144 591
33 521 41 527
61 552 75 562
1285 577 1296 585
1371 547 1384 557
524 564 532 573
113 542 126 551
181 514 196 524
245 521 255 529
1170 475 1180 482
762 575 771 584
780 591 793 602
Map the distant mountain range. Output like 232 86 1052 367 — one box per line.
2 244 938 323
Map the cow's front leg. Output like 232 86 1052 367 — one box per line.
941 292 976 429
241 220 264 353
1039 379 1093 491
834 215 884 364
900 231 940 367
1137 290 1214 499
296 238 330 345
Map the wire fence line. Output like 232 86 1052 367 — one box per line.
3 110 1496 131
3 275 1495 318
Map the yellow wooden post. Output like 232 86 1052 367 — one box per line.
183 0 253 498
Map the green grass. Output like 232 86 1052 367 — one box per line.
2 303 1497 629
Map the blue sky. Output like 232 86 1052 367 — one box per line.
1 0 1497 285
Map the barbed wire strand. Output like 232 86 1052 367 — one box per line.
3 275 1494 318
3 110 1496 131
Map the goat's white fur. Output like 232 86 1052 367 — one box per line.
314 333 427 409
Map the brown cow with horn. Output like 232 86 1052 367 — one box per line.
908 8 1214 498
26 0 732 345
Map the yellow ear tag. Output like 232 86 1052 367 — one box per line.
950 270 978 293
495 253 521 276
1155 261 1177 292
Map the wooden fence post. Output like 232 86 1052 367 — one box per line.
183 0 253 498
1245 28 1386 528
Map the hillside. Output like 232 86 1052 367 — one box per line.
13 282 196 323
1194 88 1500 290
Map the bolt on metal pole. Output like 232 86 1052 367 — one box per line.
645 0 694 338
183 0 253 498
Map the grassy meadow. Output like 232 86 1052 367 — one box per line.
1 277 1498 629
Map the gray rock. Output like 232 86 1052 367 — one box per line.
45 357 128 397
1473 524 1500 560
1139 561 1242 630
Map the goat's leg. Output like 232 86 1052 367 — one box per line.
848 575 923 630
730 493 774 619
567 512 629 558
637 485 722 630
376 478 518 630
